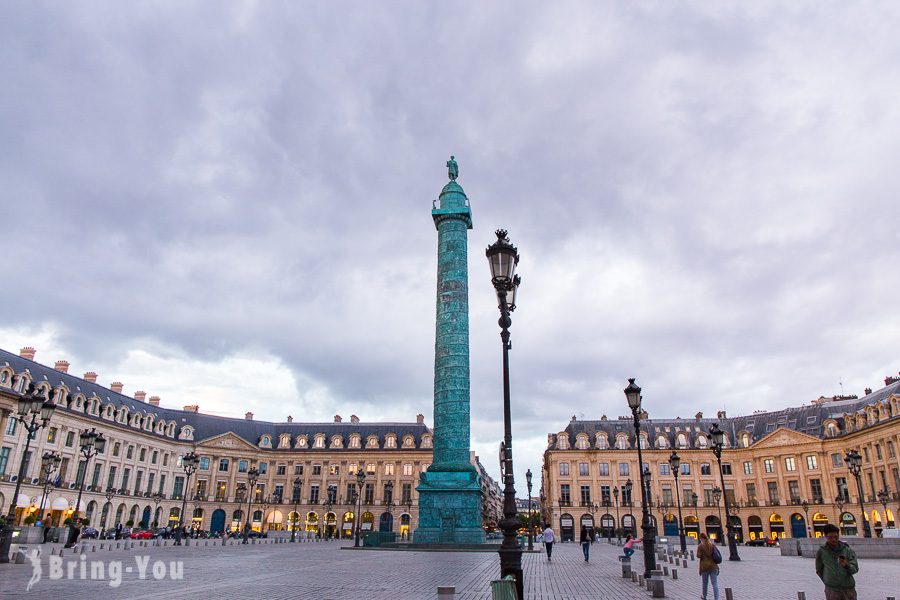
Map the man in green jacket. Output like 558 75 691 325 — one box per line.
815 524 859 600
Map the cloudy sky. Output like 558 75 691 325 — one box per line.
2 1 899 485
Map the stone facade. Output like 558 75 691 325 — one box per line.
541 375 900 543
0 347 434 538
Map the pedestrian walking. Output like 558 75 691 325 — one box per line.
542 523 555 562
580 525 591 561
622 533 636 559
815 524 859 600
697 532 721 600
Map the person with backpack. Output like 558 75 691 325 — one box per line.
697 532 721 600
815 524 859 600
542 523 555 562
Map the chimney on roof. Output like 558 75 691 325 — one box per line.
110 382 124 393
571 415 577 421
134 391 146 403
19 347 36 360
864 387 872 396
717 410 727 419
287 415 293 423
886 375 900 386
334 415 342 423
54 360 70 373
350 414 359 424
416 413 424 424
245 411 254 420
83 371 98 383
183 404 198 413
601 414 607 420
695 411 703 420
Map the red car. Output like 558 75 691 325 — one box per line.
130 529 154 540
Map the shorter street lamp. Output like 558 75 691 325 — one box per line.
174 452 198 545
384 481 394 514
152 493 163 528
613 486 621 542
844 450 872 538
712 487 724 542
525 469 534 551
668 451 687 553
877 488 891 531
37 451 62 522
291 478 301 543
103 487 116 530
242 467 260 544
801 500 810 537
354 469 366 547
66 428 106 548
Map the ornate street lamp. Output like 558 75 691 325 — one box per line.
174 451 198 545
65 428 106 548
709 423 740 560
354 469 366 547
525 469 534 551
486 228 524 599
384 481 394 514
103 487 116 530
801 500 810 537
291 477 301 543
877 488 891 530
625 378 656 578
613 486 621 542
37 451 62 524
151 492 163 528
712 486 724 542
844 450 871 537
242 466 260 544
668 451 688 553
0 384 56 563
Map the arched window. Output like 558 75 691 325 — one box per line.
421 435 432 448
615 435 629 450
575 434 589 450
595 434 609 449
349 434 361 448
676 433 689 449
296 435 308 448
402 435 415 448
313 434 325 448
697 435 708 449
330 435 343 449
556 434 570 450
385 434 397 448
366 435 380 448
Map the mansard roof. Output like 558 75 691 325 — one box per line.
0 348 432 448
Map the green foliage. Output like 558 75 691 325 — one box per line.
126 519 134 526
23 515 37 525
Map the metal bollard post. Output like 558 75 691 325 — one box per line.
632 571 638 583
690 550 695 560
437 586 455 599
798 593 806 600
663 566 669 576
725 588 734 600
672 568 678 580
621 558 632 578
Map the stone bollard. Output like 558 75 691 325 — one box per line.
437 586 455 599
100 543 104 550
621 558 632 578
651 577 665 598
797 593 806 600
690 550 695 560
631 571 637 583
672 568 678 580
205 540 209 546
92 545 96 552
663 566 669 576
682 558 688 568
725 588 734 600
116 542 120 549
638 574 644 586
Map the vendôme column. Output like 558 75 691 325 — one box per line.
414 156 485 544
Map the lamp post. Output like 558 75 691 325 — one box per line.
613 486 621 542
0 385 56 563
173 452 198 545
103 487 116 531
709 423 740 560
65 428 107 548
668 451 687 553
487 229 525 599
354 469 366 547
801 500 810 537
260 495 271 534
877 488 891 531
151 492 163 529
242 466 260 544
291 477 301 543
624 378 656 578
384 480 394 514
712 486 723 542
844 450 871 537
525 469 534 551
37 451 62 522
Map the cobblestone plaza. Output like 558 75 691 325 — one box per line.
2 538 897 599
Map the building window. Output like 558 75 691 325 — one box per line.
743 461 753 475
366 463 376 475
121 468 131 491
151 451 158 464
764 459 774 473
700 463 711 476
619 463 629 476
875 444 883 460
659 464 669 476
218 459 229 472
767 482 779 504
832 453 842 468
580 485 591 505
401 483 412 504
294 465 303 475
560 484 571 505
276 465 286 475
721 464 732 475
4 419 16 436
403 463 414 476
310 484 319 504
67 431 76 448
47 427 58 443
836 477 849 501
578 462 589 476
746 483 757 504
600 485 611 502
0 447 10 476
258 462 267 474
785 457 796 472
888 441 896 459
238 460 249 473
788 480 801 504
364 483 374 504
680 463 690 476
126 446 134 460
661 487 673 505
598 462 609 476
313 464 323 476
199 457 210 470
559 462 569 476
383 464 393 476
173 476 183 499
810 479 823 503
139 448 146 462
162 454 168 467
806 455 818 470
863 447 870 462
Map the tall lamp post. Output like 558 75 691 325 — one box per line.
624 378 656 578
835 493 846 534
668 451 687 553
291 477 301 543
174 451 198 545
709 423 740 560
844 450 871 537
525 469 534 551
801 500 810 537
0 385 56 563
487 229 524 600
613 486 621 542
354 469 366 547
242 466 260 544
37 451 62 522
65 428 107 548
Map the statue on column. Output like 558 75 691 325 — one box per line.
446 155 459 181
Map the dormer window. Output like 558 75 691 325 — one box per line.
179 425 195 441
0 368 11 386
260 435 272 448
676 433 689 449
402 435 415 448
366 435 380 448
656 434 668 449
575 434 589 450
349 434 361 449
385 434 397 449
330 435 343 449
313 434 325 449
296 435 308 448
279 434 291 449
421 435 432 448
557 433 570 450
596 434 609 449
697 435 708 448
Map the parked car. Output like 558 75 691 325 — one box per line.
130 529 155 540
81 527 99 539
744 537 778 547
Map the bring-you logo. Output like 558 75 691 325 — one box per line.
25 548 184 591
